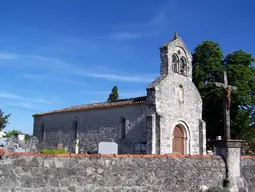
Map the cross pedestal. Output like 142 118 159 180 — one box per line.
214 139 246 192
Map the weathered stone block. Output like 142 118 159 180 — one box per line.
20 175 33 188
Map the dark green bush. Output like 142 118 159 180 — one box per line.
40 149 67 154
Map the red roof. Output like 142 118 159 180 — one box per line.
33 96 147 117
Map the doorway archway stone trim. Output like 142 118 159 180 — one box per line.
171 120 190 154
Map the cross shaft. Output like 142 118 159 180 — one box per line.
214 71 237 140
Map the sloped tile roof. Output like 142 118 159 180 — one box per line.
33 96 147 117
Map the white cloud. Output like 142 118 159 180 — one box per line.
22 73 88 86
0 53 18 60
109 32 141 41
76 71 155 83
9 47 156 85
149 5 169 27
0 92 23 100
22 73 44 79
0 91 50 104
108 2 171 41
19 102 35 109
0 52 48 61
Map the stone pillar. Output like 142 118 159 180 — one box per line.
214 139 246 192
199 119 206 155
147 114 160 154
146 115 154 154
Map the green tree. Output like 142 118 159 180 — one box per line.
107 86 119 102
5 129 19 137
0 109 11 132
192 41 255 152
25 134 32 141
5 129 32 141
192 41 224 140
223 50 255 144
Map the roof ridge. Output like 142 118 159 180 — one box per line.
33 96 147 117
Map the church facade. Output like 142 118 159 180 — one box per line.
33 33 206 155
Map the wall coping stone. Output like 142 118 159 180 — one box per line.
1 149 254 159
0 148 4 157
241 155 255 159
2 151 222 159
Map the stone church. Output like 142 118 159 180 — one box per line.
33 33 206 155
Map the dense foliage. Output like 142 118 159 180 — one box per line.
5 129 19 137
192 41 255 152
107 86 119 102
24 134 32 141
0 109 11 132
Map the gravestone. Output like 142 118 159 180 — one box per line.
25 139 32 152
26 136 38 152
15 147 26 153
98 142 118 154
58 143 63 149
7 136 17 152
80 148 84 153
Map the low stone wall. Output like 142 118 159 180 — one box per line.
0 153 226 192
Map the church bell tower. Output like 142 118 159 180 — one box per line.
159 32 193 81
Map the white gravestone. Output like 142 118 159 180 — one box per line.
7 136 17 152
98 142 118 154
29 136 38 152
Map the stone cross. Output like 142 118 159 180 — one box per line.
214 71 237 140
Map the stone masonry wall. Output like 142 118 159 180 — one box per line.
241 157 255 191
33 104 147 154
0 153 226 192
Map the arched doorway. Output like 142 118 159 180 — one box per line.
172 125 185 154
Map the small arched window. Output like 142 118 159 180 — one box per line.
40 123 44 140
120 117 126 138
180 57 187 76
172 54 179 73
73 120 78 140
178 85 184 103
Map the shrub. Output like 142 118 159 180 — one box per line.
40 149 67 154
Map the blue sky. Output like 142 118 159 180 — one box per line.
0 0 254 134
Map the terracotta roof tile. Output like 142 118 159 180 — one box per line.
33 96 147 117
